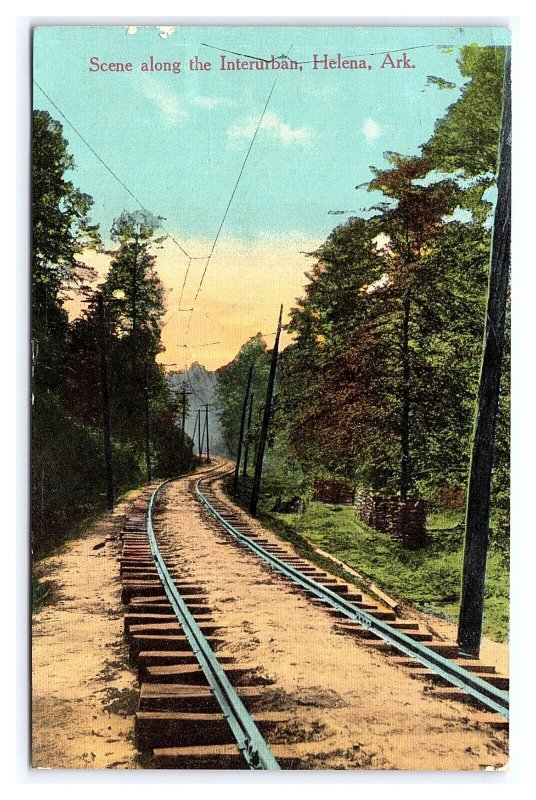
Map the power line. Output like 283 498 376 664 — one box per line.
182 65 284 357
33 79 195 261
178 341 221 348
191 76 279 304
201 41 456 65
184 365 207 405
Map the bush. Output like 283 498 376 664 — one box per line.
32 393 143 558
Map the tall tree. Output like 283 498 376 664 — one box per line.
99 210 167 445
32 109 99 392
366 155 460 498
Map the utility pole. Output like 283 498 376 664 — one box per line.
144 362 153 482
233 366 254 491
205 404 211 463
191 410 199 454
96 295 115 510
457 48 511 658
243 392 254 478
181 388 187 469
197 409 202 459
250 305 283 516
180 387 193 472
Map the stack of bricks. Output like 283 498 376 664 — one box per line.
357 495 427 549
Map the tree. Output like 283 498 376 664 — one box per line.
283 208 489 503
366 155 460 498
98 210 168 446
216 335 271 459
32 109 100 393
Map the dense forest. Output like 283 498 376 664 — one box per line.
32 111 194 557
217 44 510 629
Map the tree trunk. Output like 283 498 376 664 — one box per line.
400 289 412 501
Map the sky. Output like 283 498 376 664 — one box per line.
33 25 510 370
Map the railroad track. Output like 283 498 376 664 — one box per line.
119 463 508 770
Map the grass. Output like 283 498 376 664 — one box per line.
227 477 509 643
32 575 56 614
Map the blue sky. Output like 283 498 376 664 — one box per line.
33 25 509 369
34 25 509 244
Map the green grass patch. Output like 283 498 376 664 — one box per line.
228 477 509 642
32 575 56 614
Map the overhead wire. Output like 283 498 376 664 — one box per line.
179 45 295 408
191 75 279 305
33 79 198 263
35 57 287 405
33 79 207 402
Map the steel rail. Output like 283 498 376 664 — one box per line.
146 476 281 770
196 474 509 720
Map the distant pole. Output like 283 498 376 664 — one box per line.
170 421 176 470
243 392 254 478
197 409 202 459
457 47 511 658
144 362 153 482
96 295 114 510
191 410 199 454
205 404 210 463
181 387 187 472
233 366 254 492
250 305 283 516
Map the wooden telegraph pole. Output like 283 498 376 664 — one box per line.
96 294 115 510
197 409 202 459
233 366 254 492
457 48 511 658
144 363 153 482
191 410 199 454
180 387 193 473
249 305 283 516
243 392 254 478
205 404 211 463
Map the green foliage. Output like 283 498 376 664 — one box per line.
104 210 166 341
68 209 188 478
32 392 143 558
32 110 100 306
216 335 271 458
31 116 188 560
422 45 506 177
426 75 457 90
284 213 489 499
32 575 56 614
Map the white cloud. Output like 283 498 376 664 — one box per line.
141 80 188 126
191 94 236 110
228 111 311 147
362 117 381 141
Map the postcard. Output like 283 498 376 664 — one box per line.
31 24 510 770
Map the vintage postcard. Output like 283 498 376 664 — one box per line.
31 24 510 770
